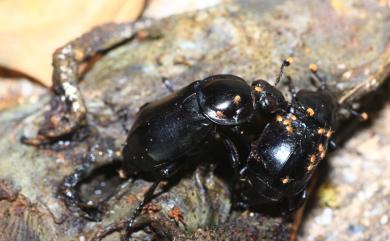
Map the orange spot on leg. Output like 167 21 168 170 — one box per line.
307 163 315 171
320 151 326 159
318 144 325 152
310 154 316 163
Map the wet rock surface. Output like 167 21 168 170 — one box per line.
0 0 390 240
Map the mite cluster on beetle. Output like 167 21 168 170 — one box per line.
237 63 338 211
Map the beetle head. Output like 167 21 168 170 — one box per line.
251 80 287 115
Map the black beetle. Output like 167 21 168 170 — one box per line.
235 65 367 211
121 74 254 181
120 74 256 228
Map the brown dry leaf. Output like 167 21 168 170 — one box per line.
0 0 145 87
144 0 222 18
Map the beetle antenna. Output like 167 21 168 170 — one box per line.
275 57 293 86
162 77 175 93
309 64 327 90
350 110 368 121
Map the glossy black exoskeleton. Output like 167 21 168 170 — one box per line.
121 66 301 229
118 74 256 229
236 66 338 211
120 61 297 226
121 74 254 180
57 61 367 241
59 60 292 237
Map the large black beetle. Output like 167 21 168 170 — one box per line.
120 74 256 228
121 74 254 181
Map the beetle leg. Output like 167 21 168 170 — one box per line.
350 110 369 121
94 210 185 241
162 77 175 93
93 214 154 241
338 105 368 124
221 137 241 169
309 63 327 90
274 58 292 86
329 140 337 150
59 158 104 221
21 19 157 145
286 189 307 213
126 181 160 233
92 219 126 241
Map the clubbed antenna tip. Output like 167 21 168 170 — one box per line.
351 110 369 121
285 57 294 65
360 112 369 121
309 63 318 73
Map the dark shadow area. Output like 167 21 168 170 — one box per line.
78 161 125 204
